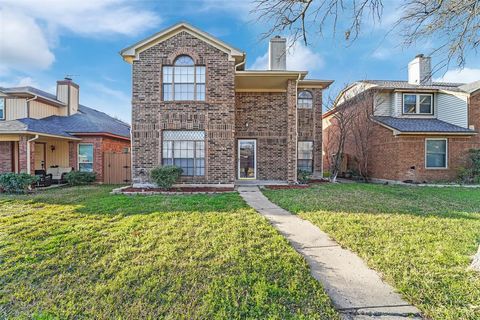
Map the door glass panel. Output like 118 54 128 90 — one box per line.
239 140 255 179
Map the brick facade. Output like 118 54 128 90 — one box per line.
0 142 13 173
128 30 325 185
131 31 236 185
324 89 480 183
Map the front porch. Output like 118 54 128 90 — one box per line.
0 134 80 176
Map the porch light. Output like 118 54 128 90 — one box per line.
50 145 56 152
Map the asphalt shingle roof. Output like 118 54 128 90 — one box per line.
362 80 464 92
373 116 475 133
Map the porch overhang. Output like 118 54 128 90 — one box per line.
0 132 81 141
235 70 308 92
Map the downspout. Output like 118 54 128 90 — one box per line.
234 53 246 71
26 134 39 174
26 95 38 118
294 73 301 183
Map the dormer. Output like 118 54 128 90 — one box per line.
56 78 79 115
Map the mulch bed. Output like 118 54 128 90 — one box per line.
121 186 234 194
265 185 310 190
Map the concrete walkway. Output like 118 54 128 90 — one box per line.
238 186 422 320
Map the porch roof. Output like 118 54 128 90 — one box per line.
0 119 79 139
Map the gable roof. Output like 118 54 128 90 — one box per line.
0 86 66 106
120 22 245 64
361 80 464 92
372 116 476 135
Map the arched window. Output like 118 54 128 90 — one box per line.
162 55 206 101
297 90 313 109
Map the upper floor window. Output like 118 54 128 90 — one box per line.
403 93 433 115
162 55 206 101
298 90 313 109
0 98 5 120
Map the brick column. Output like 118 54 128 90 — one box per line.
69 141 78 169
313 89 323 178
286 80 298 183
18 136 36 174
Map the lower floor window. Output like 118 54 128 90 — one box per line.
298 141 313 172
162 130 205 176
78 144 94 172
425 139 447 168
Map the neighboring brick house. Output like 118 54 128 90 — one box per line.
323 55 480 183
0 80 131 182
121 22 332 186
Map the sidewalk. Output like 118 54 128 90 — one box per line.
238 186 422 320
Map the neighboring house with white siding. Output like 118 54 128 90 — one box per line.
323 54 480 182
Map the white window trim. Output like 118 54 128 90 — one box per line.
77 143 94 172
0 98 5 120
237 139 257 180
402 93 434 115
425 138 448 169
162 57 206 102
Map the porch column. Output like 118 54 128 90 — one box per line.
18 135 35 174
286 79 297 183
68 141 78 170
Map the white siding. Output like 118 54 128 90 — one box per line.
6 98 27 120
373 92 391 116
29 100 66 119
393 92 402 117
437 93 468 128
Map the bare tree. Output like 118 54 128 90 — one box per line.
323 87 357 182
254 0 480 68
349 90 383 181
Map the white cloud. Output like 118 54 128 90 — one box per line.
0 9 55 72
0 0 161 72
250 39 324 72
435 68 480 83
0 76 39 88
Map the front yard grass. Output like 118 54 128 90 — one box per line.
263 183 480 320
0 185 338 319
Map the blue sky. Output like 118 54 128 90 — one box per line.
1 0 479 123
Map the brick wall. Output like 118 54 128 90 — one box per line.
235 92 289 180
0 142 13 173
131 31 235 185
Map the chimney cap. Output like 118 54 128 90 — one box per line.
415 54 425 58
64 77 72 81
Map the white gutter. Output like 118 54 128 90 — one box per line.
26 95 37 118
26 134 39 174
234 53 246 71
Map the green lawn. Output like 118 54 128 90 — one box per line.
0 185 338 319
263 183 480 320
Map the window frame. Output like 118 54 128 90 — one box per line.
162 130 205 177
402 93 434 115
77 143 94 172
297 141 314 173
425 138 448 169
162 55 206 102
297 90 313 109
0 98 5 120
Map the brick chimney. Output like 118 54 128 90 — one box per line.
269 36 287 70
56 77 79 116
408 54 432 85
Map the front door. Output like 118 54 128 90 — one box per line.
238 139 256 179
34 142 46 170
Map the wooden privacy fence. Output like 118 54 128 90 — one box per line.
104 152 131 184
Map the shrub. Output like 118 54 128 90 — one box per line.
150 165 183 190
458 149 480 184
0 173 38 194
297 169 311 185
65 171 96 186
323 171 331 178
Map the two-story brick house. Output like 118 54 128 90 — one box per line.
324 54 480 182
121 22 332 186
0 80 131 183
